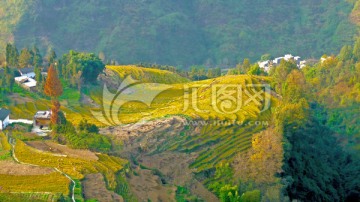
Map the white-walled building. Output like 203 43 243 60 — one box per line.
258 60 271 72
14 76 37 91
0 108 10 130
265 54 306 72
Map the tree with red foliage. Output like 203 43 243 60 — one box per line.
44 64 63 124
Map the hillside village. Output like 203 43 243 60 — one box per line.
258 54 307 72
0 107 51 135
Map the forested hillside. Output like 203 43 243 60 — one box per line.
0 0 358 66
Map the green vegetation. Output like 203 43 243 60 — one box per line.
0 0 31 58
115 169 137 202
175 186 203 202
0 66 15 99
0 3 359 199
206 162 263 202
0 1 357 66
264 41 360 201
60 51 105 87
281 115 360 201
53 118 111 152
74 179 84 202
300 41 360 152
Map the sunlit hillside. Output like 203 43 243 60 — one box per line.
90 66 276 125
107 65 190 84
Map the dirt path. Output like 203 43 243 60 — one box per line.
6 134 76 202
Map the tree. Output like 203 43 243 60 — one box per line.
60 51 104 84
236 63 242 74
5 44 19 67
214 67 222 77
44 64 63 97
235 127 283 184
47 49 57 64
247 64 263 75
1 66 15 92
353 38 360 60
50 100 61 125
44 64 63 124
272 60 298 93
18 48 32 68
34 66 43 91
283 70 306 103
31 45 43 67
78 119 99 133
5 44 12 66
242 58 251 73
338 45 353 61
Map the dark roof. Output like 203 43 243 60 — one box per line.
19 67 35 74
0 68 4 75
0 108 10 121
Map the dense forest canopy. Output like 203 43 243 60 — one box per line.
0 0 358 67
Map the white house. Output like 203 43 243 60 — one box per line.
0 108 10 130
270 54 304 69
18 67 35 78
272 57 284 65
300 60 307 69
258 60 270 72
284 54 294 60
14 76 37 91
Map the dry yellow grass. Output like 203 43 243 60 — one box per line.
0 172 70 194
91 73 275 125
15 140 127 189
107 65 189 84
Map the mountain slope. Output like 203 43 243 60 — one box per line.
1 0 357 66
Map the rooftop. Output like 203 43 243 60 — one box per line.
19 67 35 74
34 111 51 119
23 78 37 88
0 108 10 121
15 75 29 83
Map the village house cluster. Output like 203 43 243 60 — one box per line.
258 54 307 72
13 67 47 92
0 108 51 135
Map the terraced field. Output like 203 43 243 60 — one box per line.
15 140 127 190
0 133 70 201
0 172 70 194
107 65 190 84
91 70 274 125
0 193 63 202
94 68 276 172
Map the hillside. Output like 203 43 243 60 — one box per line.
107 65 190 84
0 0 358 66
